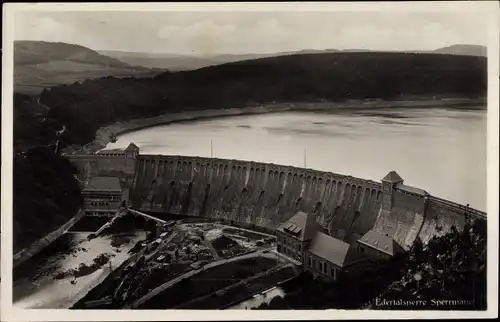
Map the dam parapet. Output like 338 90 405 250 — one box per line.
65 145 486 251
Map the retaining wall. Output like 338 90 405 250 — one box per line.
13 210 86 268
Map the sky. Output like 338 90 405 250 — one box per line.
13 8 490 56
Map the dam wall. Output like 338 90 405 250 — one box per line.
131 155 382 243
130 155 486 249
371 184 486 249
64 143 486 250
418 196 485 244
65 151 137 186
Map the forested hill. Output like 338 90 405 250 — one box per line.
14 94 82 251
15 41 133 67
14 41 163 95
40 52 487 145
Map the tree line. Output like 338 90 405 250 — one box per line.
40 52 487 146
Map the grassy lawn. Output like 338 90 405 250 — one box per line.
181 265 297 309
138 257 277 309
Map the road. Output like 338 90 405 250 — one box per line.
144 229 179 262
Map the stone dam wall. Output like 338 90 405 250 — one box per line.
66 150 487 250
129 155 486 249
66 153 137 187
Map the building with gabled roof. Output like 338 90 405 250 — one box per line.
276 211 319 241
276 209 404 281
276 211 321 263
357 229 405 258
83 177 122 193
307 231 350 267
82 176 128 216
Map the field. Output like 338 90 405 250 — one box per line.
182 265 298 309
15 64 162 96
137 257 277 309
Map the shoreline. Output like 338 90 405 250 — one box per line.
81 98 485 153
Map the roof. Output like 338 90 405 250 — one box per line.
83 177 122 193
357 230 405 256
382 171 404 183
125 142 139 151
307 232 351 267
277 211 318 241
396 183 428 196
97 149 125 154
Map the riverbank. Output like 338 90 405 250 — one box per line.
82 98 486 152
13 231 145 309
13 210 85 269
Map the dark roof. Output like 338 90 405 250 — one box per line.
382 171 404 183
97 149 125 154
307 232 351 267
396 183 428 196
357 230 405 256
83 177 122 193
277 211 318 241
125 142 139 151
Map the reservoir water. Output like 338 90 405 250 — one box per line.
106 107 487 211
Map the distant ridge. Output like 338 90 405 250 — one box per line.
15 40 136 68
431 44 487 57
99 44 487 71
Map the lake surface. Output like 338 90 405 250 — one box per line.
107 107 487 211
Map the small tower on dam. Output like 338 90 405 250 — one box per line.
125 142 140 158
124 142 140 174
381 170 404 211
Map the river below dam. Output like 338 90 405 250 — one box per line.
106 106 487 211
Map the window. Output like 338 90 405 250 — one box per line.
319 262 323 272
331 268 335 277
360 246 365 253
323 262 327 274
308 257 312 267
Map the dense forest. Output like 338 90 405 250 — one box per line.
13 94 82 251
373 218 487 310
40 52 487 145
